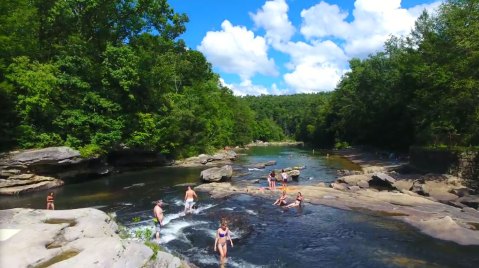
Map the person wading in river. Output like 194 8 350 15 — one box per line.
214 219 233 265
153 200 164 241
184 186 198 214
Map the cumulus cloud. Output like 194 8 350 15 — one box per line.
300 0 442 57
278 40 349 91
284 63 345 93
200 0 443 95
220 78 270 96
198 20 278 80
250 0 295 46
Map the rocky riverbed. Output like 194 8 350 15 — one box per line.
195 182 479 245
0 208 190 268
194 147 479 246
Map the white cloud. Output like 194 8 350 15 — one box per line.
220 78 269 96
300 1 350 40
200 0 443 95
250 0 295 46
300 0 442 57
198 20 278 81
278 40 349 91
408 1 442 17
284 63 346 93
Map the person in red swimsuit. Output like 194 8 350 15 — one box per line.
46 192 55 210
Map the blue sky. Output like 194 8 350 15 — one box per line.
169 0 441 95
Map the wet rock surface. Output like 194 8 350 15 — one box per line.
195 182 479 245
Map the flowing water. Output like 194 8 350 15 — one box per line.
1 146 478 267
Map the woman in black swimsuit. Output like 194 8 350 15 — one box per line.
285 192 303 208
268 171 277 190
214 219 233 264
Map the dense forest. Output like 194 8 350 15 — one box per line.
0 0 284 157
246 0 479 151
1 0 478 157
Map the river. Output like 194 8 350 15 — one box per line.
1 146 478 267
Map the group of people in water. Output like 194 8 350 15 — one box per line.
152 169 304 265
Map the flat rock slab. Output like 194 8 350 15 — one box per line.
195 182 479 245
0 208 189 268
0 228 20 241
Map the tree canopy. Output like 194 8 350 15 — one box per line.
1 0 477 156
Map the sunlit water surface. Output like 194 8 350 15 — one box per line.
1 146 478 267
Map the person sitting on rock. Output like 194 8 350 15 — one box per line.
285 192 303 208
273 191 288 206
46 192 55 210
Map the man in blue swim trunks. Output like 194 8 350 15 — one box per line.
153 200 164 240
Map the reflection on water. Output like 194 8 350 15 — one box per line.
1 146 479 267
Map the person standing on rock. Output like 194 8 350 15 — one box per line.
46 192 55 210
214 219 233 265
184 186 198 214
268 170 277 190
153 200 164 241
281 169 288 190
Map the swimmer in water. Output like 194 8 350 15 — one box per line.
214 219 233 265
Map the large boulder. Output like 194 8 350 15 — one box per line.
369 172 396 190
289 169 300 179
175 150 237 167
248 160 277 169
458 195 479 209
200 165 233 182
0 147 82 174
0 208 190 268
338 174 372 186
0 175 64 195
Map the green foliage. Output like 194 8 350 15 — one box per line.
0 0 261 156
334 140 350 150
2 0 478 156
134 227 153 241
144 241 164 260
79 144 105 158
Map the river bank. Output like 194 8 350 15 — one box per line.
0 207 190 268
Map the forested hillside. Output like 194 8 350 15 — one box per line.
246 0 479 151
0 0 269 157
1 0 477 156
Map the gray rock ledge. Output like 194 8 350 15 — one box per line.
0 208 190 268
